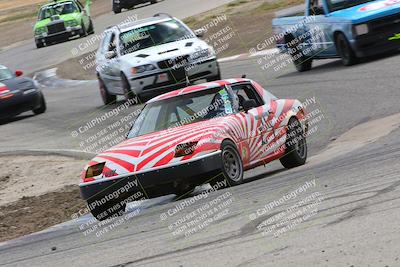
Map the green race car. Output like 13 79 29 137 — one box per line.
33 0 94 48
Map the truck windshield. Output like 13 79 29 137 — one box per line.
327 0 375 12
38 2 78 20
119 19 194 55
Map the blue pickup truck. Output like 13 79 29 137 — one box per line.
272 0 400 71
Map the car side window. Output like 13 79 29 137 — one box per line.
309 0 325 15
100 32 111 54
108 33 117 52
231 84 264 111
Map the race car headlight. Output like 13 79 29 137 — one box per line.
85 162 105 178
35 27 47 36
131 64 156 74
174 142 198 157
354 24 369 36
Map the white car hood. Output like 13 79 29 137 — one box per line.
119 38 211 66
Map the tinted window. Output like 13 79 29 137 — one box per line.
119 20 194 55
128 87 234 138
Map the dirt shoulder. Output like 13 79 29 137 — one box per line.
0 155 87 242
54 0 302 81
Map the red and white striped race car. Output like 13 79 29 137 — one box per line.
80 78 308 220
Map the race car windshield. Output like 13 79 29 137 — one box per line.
38 2 78 20
327 0 375 12
128 87 234 138
0 67 13 81
119 20 194 55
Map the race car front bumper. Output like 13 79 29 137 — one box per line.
128 58 220 98
79 150 222 201
35 26 82 45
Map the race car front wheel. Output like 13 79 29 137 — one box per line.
280 117 307 168
121 74 141 104
99 77 116 105
33 94 46 115
219 140 244 186
335 33 358 66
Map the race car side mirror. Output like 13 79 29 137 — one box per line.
194 29 205 38
15 70 23 77
242 99 257 113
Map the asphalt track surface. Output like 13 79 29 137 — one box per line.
1 1 400 265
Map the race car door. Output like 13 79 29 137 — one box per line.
229 83 270 167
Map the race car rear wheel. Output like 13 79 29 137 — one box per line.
33 94 46 115
35 40 44 49
280 117 307 168
99 77 116 105
87 199 126 221
219 140 244 186
335 33 358 66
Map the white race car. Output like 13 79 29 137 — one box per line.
96 13 221 105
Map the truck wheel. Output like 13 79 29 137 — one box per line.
280 117 307 168
99 77 116 105
287 38 312 72
220 140 244 186
87 199 126 221
33 94 46 115
335 33 358 66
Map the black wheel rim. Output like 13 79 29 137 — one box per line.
222 147 241 182
292 123 306 159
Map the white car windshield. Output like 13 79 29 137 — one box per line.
119 19 194 55
128 87 234 138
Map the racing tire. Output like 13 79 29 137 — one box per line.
121 73 141 104
33 94 46 115
79 21 87 37
218 140 244 187
87 199 126 221
35 40 44 49
88 19 94 34
287 38 313 72
335 33 358 66
99 77 116 105
113 4 122 14
279 117 307 168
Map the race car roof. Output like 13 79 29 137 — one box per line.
42 0 77 7
147 78 250 104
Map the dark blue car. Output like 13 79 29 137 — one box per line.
0 65 46 119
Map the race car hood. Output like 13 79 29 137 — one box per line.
86 116 236 179
119 38 213 67
330 0 400 24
